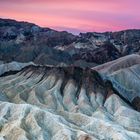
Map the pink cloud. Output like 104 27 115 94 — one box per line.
0 0 140 34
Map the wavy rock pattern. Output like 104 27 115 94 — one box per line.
93 54 140 111
93 54 140 74
0 62 140 140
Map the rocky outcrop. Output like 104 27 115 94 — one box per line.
93 54 140 111
56 30 140 64
0 18 75 65
93 54 140 74
0 61 35 76
0 59 140 140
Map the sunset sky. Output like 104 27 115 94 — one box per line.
0 0 140 34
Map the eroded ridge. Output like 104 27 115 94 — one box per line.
0 65 140 140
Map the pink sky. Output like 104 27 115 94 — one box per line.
0 0 140 34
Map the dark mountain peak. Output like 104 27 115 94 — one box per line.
0 18 140 67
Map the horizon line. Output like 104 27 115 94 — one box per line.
0 17 140 35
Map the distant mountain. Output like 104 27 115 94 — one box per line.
0 18 140 66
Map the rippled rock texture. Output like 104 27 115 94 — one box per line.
0 56 140 140
93 54 140 111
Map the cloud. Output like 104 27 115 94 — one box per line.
0 0 139 33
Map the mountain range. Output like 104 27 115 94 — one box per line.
0 18 140 66
0 18 140 140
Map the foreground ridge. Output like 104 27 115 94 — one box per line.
0 58 140 140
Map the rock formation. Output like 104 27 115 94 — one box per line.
0 18 140 66
0 18 140 140
0 55 140 140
